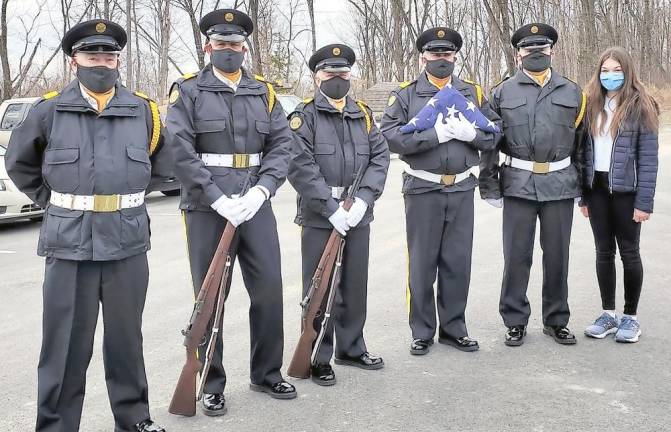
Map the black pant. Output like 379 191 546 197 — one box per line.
183 204 284 393
585 172 643 315
301 225 370 364
404 189 474 340
37 254 150 432
500 197 574 327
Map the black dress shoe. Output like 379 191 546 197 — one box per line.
201 392 226 417
334 352 384 370
250 380 297 399
409 338 433 355
438 333 479 352
505 326 527 347
543 325 577 345
133 419 165 432
310 363 336 386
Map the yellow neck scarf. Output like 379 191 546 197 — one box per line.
84 87 115 112
427 73 452 89
527 69 551 87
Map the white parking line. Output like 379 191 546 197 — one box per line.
0 250 16 254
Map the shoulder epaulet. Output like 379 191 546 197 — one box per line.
254 75 276 113
355 100 372 134
42 91 59 100
575 90 587 129
398 81 412 89
492 76 510 89
462 79 484 107
182 72 197 81
302 97 314 105
133 91 161 156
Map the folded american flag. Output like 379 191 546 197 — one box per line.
399 84 499 134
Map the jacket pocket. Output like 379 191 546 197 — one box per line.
194 119 226 133
551 95 579 127
499 98 528 126
43 148 80 193
255 120 270 134
44 205 83 250
120 206 150 249
126 146 151 190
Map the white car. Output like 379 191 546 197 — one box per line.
0 145 43 222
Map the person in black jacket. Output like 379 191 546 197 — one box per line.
479 23 587 347
381 28 501 355
288 44 389 386
580 46 659 343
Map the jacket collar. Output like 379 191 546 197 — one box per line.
196 65 265 95
56 80 139 116
313 91 364 118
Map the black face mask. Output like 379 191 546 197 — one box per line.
521 51 551 72
211 49 244 73
426 59 455 79
76 65 118 93
320 76 350 100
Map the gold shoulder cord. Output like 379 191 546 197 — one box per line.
134 91 161 155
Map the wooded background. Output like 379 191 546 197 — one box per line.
2 0 671 103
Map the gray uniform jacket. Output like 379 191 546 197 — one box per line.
5 80 166 261
380 73 501 195
165 65 292 210
479 69 586 202
287 92 390 229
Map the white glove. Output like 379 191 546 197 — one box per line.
211 194 245 226
486 198 503 208
448 116 477 142
574 197 582 205
328 207 350 236
434 112 455 143
434 112 477 143
235 186 268 223
346 197 368 228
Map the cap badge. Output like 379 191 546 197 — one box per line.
96 22 107 33
333 47 341 56
225 12 234 22
437 29 445 38
531 25 539 34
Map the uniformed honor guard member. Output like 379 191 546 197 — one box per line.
165 8 296 415
479 23 587 346
5 20 166 432
381 28 501 355
287 44 390 386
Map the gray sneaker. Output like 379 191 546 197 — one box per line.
585 313 619 339
615 316 641 343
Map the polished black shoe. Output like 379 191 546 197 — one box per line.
250 380 297 399
409 338 433 355
438 333 479 352
133 419 165 432
311 363 336 386
334 352 384 370
505 326 527 347
543 325 577 345
201 392 226 417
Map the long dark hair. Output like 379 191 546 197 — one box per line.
585 46 659 137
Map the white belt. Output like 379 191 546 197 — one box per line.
504 156 571 174
199 153 262 168
50 191 145 212
403 165 472 186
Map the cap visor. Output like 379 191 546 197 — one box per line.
210 33 246 42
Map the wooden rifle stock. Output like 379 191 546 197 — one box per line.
287 165 365 378
169 173 251 416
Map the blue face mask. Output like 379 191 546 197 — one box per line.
600 71 624 91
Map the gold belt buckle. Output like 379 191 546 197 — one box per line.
233 153 250 168
532 161 550 174
93 194 121 212
441 174 456 186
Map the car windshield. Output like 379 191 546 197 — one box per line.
277 95 301 116
0 103 29 130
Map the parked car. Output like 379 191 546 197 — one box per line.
0 145 43 222
277 94 301 116
0 97 39 148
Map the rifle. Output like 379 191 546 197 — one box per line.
287 165 365 379
169 174 251 417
